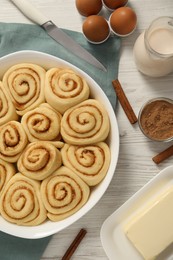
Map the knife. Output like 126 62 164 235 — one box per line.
10 0 107 72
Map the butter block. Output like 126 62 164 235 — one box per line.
124 186 173 260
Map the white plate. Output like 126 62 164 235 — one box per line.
100 165 173 260
0 50 119 239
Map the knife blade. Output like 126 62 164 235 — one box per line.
10 0 107 72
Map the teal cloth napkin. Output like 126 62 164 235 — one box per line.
0 22 121 260
0 22 121 108
0 231 50 260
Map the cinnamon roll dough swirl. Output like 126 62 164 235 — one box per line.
0 81 18 126
45 68 90 114
0 159 16 193
61 142 110 186
3 63 45 116
0 121 28 163
21 103 62 143
61 99 110 145
41 166 90 221
17 141 62 181
0 173 47 226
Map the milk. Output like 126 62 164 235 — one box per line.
133 17 173 77
149 28 173 55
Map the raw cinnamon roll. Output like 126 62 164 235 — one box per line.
0 159 16 193
0 173 47 226
41 166 90 221
21 103 62 143
0 121 28 163
61 142 110 186
17 141 62 181
45 68 90 114
0 81 18 126
61 99 110 145
3 63 45 116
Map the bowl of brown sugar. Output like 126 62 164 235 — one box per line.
138 97 173 142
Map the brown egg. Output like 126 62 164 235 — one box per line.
103 0 128 10
82 15 110 43
110 7 137 35
75 0 103 17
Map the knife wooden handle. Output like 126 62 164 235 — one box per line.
10 0 48 25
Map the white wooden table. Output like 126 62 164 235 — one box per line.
1 0 173 259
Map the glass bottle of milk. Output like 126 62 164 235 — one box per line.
133 16 173 77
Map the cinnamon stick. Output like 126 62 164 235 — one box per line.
152 145 173 164
112 79 138 124
61 228 87 260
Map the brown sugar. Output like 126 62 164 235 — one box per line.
139 99 173 141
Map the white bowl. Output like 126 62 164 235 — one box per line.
0 50 119 239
